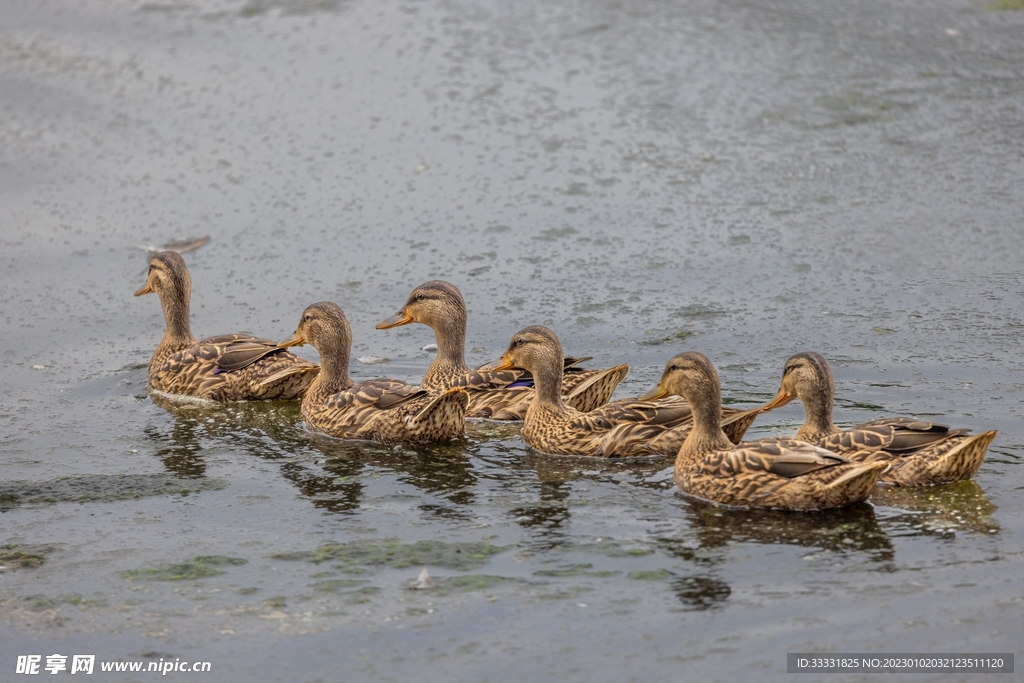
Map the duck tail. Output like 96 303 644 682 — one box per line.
721 408 762 445
565 364 629 413
930 430 997 483
409 388 469 439
825 460 888 503
256 364 320 387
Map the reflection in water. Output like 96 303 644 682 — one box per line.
500 450 669 552
279 448 364 515
509 481 571 552
144 398 213 478
653 499 896 610
671 575 732 611
301 437 480 517
871 481 999 538
147 395 307 478
671 498 894 566
144 422 207 479
147 395 480 516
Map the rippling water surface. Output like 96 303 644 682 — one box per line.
2 0 1023 680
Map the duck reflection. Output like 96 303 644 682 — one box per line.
670 575 732 611
870 480 999 537
508 480 572 552
146 395 480 516
303 436 479 518
499 448 669 552
669 497 894 564
144 421 207 479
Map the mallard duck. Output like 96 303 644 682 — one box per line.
135 251 318 401
491 326 759 457
762 352 997 486
640 352 887 510
376 280 625 419
278 301 468 443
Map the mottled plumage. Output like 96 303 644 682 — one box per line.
762 352 997 486
644 352 886 510
493 326 759 458
135 251 318 401
376 281 623 420
279 301 468 443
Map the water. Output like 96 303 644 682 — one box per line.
2 0 1023 680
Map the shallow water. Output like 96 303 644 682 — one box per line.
2 0 1023 680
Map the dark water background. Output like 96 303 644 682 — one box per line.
2 0 1023 681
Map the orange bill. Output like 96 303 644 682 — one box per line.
638 381 668 402
376 310 413 329
490 352 516 371
277 332 305 349
761 389 795 412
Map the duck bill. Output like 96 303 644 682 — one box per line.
134 281 154 296
761 389 795 412
277 332 305 349
376 310 412 329
638 381 669 401
490 352 516 372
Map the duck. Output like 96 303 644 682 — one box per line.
491 326 760 457
376 280 626 420
277 301 468 443
640 352 887 510
761 352 997 486
135 251 318 401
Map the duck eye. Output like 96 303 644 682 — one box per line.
515 338 524 346
416 293 425 301
668 364 677 372
303 314 311 322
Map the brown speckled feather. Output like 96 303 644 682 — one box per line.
136 252 318 402
496 327 755 459
675 437 886 511
763 352 997 486
646 352 885 510
152 335 318 401
303 382 468 444
377 282 622 421
520 394 697 458
288 301 468 443
819 421 996 486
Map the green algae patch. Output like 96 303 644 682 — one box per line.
628 569 676 580
120 555 247 581
313 579 368 593
537 585 595 600
984 0 1024 9
339 586 380 604
533 563 619 578
273 539 506 571
0 545 52 569
22 594 107 612
0 474 227 510
568 539 654 558
418 574 520 595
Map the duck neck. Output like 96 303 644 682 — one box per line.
423 312 469 386
151 289 197 369
306 332 353 404
796 389 837 442
531 352 567 410
676 383 732 463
